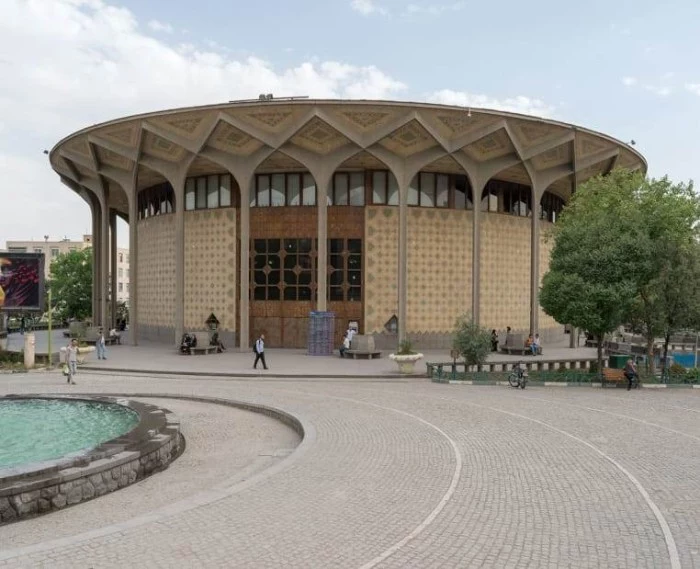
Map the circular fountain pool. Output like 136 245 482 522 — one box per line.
0 396 182 524
0 398 139 470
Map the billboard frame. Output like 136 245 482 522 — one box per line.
0 252 46 313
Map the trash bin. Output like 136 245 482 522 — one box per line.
608 354 628 369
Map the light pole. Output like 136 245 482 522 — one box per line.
47 288 52 368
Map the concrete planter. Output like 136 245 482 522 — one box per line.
389 353 424 374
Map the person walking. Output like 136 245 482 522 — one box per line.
253 333 268 370
96 327 107 360
65 339 78 385
623 358 638 391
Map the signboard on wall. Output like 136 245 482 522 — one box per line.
0 253 45 312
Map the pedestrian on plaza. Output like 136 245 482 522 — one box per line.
346 326 356 347
20 316 25 335
253 333 268 370
64 339 78 384
491 329 499 352
339 332 351 358
96 327 107 360
623 358 638 391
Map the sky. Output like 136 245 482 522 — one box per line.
1 0 699 248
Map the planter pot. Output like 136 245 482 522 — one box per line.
389 353 424 374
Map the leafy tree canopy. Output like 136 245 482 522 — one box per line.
47 248 92 322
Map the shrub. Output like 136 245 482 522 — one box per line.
396 338 417 355
452 314 491 367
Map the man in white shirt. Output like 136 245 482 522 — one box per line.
253 333 268 370
346 327 356 348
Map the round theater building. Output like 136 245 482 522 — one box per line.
49 99 646 349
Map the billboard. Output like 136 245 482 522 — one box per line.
0 253 45 312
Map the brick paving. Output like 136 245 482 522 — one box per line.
1 366 698 568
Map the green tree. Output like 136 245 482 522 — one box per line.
452 314 492 369
628 177 700 374
540 169 649 374
48 248 92 322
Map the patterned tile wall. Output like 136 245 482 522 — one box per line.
538 221 559 331
479 214 531 331
407 209 472 333
364 207 398 333
184 209 237 332
137 216 175 328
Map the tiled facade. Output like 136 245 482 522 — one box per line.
538 221 559 331
184 209 236 335
364 207 398 334
137 216 175 331
479 214 531 331
407 209 472 334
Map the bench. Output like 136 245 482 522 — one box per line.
602 368 630 388
344 349 381 359
188 345 218 356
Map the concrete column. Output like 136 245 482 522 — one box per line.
397 183 408 343
239 176 252 350
530 193 541 335
109 210 117 329
174 178 185 345
316 176 330 312
128 194 138 345
90 198 99 324
471 188 482 323
99 190 109 329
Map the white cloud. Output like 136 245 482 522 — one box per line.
426 89 555 118
622 76 637 86
643 84 672 97
350 0 388 16
686 83 700 96
147 19 173 33
405 2 465 16
0 0 406 246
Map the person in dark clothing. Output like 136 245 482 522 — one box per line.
253 333 268 370
623 359 638 390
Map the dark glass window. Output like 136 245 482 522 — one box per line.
540 191 565 222
327 238 362 302
250 238 315 301
138 182 174 220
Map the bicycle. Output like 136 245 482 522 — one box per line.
508 362 528 389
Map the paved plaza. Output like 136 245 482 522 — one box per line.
1 343 699 567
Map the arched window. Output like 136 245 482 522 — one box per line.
137 182 174 219
540 191 565 222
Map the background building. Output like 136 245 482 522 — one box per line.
48 99 646 348
3 235 129 305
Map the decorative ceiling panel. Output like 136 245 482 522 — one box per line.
530 142 572 171
231 105 309 135
64 136 91 157
101 124 139 147
142 131 187 162
462 129 513 162
150 111 207 137
136 165 166 190
290 117 352 155
421 155 465 175
422 109 502 141
494 163 532 186
256 150 305 172
326 105 396 133
576 163 606 184
208 121 264 156
547 177 573 201
617 148 642 169
338 150 389 170
95 146 132 171
187 156 228 177
377 119 440 157
575 133 616 159
509 119 569 153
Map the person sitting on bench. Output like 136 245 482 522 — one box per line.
339 332 350 358
531 333 540 355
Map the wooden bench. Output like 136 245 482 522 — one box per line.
344 350 381 360
188 345 218 356
602 368 627 388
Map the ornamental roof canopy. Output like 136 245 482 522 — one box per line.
50 99 646 216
